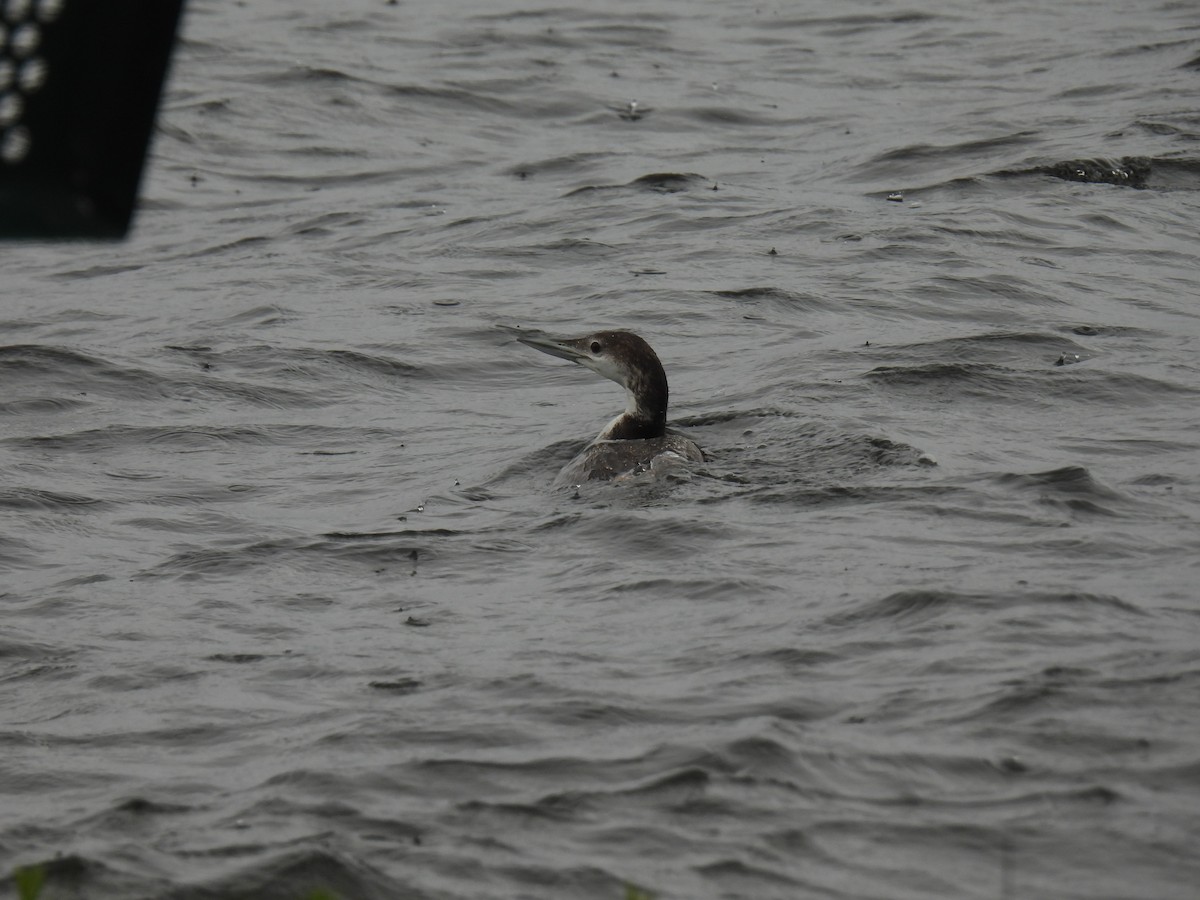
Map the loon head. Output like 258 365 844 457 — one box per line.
506 327 669 440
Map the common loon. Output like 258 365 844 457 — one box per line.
501 326 703 485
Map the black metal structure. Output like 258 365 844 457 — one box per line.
0 0 185 239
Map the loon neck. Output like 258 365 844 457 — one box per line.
597 382 667 441
599 410 666 441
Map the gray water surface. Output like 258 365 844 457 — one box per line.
3 1 1199 898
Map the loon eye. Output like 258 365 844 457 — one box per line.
590 340 602 354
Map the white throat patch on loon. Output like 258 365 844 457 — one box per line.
502 326 703 483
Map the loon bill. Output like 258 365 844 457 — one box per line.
501 325 703 485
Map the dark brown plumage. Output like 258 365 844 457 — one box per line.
502 325 703 484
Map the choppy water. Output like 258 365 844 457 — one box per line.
3 1 1200 898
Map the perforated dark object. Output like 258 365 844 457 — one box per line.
0 0 185 239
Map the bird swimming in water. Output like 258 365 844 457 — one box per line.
501 326 703 486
